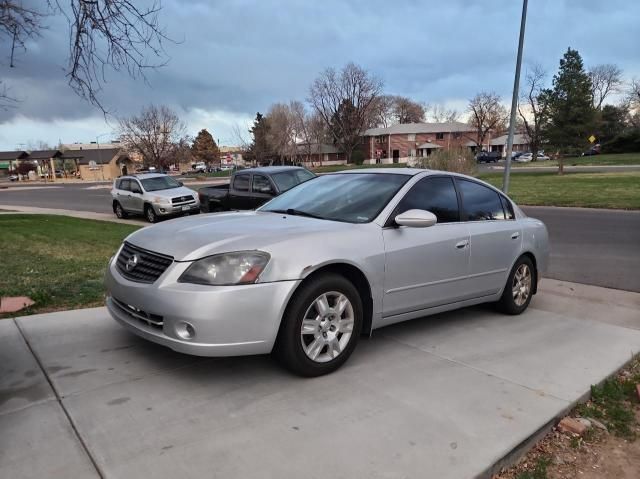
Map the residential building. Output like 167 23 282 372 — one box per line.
360 122 477 164
0 151 28 177
294 143 346 165
219 146 246 168
62 148 133 180
489 133 530 156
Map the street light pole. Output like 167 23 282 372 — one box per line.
502 0 528 194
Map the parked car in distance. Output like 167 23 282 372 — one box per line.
198 166 316 212
220 164 233 171
105 168 549 376
8 174 19 181
193 162 207 172
517 152 550 162
111 173 200 223
475 151 501 163
582 146 601 156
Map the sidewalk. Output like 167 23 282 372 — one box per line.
1 280 639 478
0 205 147 225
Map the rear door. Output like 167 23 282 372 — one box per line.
456 178 522 297
382 176 471 317
116 179 132 210
228 173 253 209
128 179 145 213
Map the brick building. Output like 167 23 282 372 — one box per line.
360 122 477 164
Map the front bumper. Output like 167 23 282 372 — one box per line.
152 202 200 217
105 258 300 357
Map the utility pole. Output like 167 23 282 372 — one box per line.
502 0 528 194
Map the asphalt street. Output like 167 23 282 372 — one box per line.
1 182 639 292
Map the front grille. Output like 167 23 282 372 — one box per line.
112 297 163 328
116 242 173 283
172 195 195 204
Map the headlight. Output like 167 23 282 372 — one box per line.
152 196 170 204
178 251 270 286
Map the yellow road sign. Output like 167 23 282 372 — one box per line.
588 135 596 143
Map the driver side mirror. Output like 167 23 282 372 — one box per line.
394 209 437 228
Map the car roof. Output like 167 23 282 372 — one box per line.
332 167 423 176
121 173 168 180
236 166 309 175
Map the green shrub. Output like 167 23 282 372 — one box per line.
416 147 476 175
351 150 365 165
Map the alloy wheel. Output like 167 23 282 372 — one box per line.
300 291 354 363
512 264 532 306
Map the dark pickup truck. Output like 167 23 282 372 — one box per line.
199 166 316 212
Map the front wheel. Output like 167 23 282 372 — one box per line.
496 256 535 315
274 274 363 376
145 205 158 223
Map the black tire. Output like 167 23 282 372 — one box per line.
114 201 128 219
274 273 363 377
144 204 158 223
496 256 536 315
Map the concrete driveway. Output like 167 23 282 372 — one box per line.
2 280 639 479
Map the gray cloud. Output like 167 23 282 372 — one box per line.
0 0 639 147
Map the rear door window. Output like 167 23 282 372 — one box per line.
457 179 505 221
500 195 515 220
233 174 250 192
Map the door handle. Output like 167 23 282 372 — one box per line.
511 232 520 240
455 240 469 249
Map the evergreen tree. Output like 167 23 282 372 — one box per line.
247 113 272 165
191 129 220 165
543 48 596 172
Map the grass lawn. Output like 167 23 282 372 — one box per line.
512 152 640 168
311 163 409 173
0 215 139 317
479 171 640 210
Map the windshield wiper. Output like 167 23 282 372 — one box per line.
268 208 326 220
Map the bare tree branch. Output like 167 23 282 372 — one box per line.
588 63 623 110
118 104 185 169
467 91 508 149
517 64 549 155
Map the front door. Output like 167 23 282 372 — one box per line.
392 149 400 163
250 174 275 209
382 176 470 318
456 178 522 297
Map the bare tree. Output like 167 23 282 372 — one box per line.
467 92 507 150
265 102 297 164
628 77 640 128
118 105 186 169
588 64 623 110
518 64 550 157
392 96 425 124
309 62 382 162
369 94 395 128
1 1 170 111
425 103 459 123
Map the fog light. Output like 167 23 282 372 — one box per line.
176 322 196 340
160 208 166 213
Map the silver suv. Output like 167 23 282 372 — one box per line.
111 173 200 223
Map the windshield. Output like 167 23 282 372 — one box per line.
140 176 181 192
260 173 410 223
271 169 316 192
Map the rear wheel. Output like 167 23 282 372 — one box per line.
114 202 128 219
145 204 158 223
274 274 363 376
496 256 535 314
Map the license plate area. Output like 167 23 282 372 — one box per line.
181 205 190 211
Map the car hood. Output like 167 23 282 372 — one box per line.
149 186 197 199
125 211 355 261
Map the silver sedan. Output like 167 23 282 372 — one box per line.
105 168 549 376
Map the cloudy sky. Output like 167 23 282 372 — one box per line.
1 0 638 150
